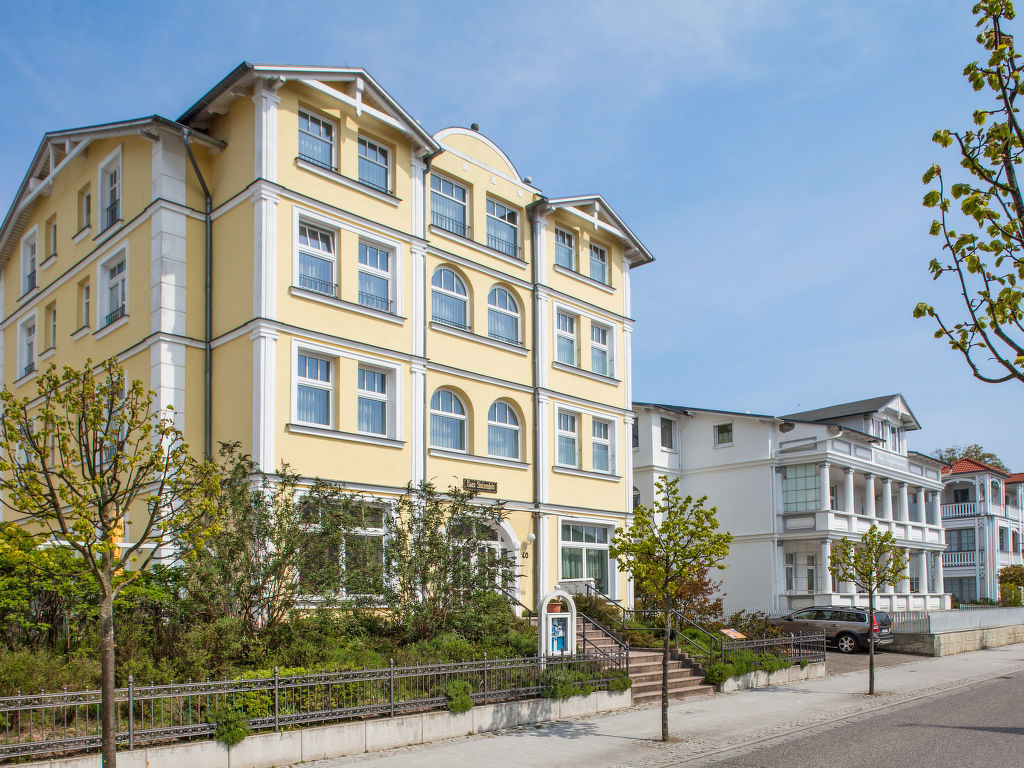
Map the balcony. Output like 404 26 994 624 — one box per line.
298 274 338 298
358 291 393 313
486 233 521 260
783 508 943 545
943 551 976 568
431 211 470 239
103 304 126 328
942 502 978 519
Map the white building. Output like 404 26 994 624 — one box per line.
940 458 1024 603
632 395 951 615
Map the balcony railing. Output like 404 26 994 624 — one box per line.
487 233 522 260
104 304 126 327
431 314 470 331
358 291 393 313
298 274 338 298
102 199 120 232
431 210 470 239
943 551 977 568
942 502 977 519
22 361 35 378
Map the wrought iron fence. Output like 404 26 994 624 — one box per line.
0 651 620 762
720 632 827 665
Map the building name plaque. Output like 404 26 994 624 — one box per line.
463 479 498 493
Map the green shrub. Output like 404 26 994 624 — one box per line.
607 669 632 692
799 659 809 670
211 706 250 748
703 662 733 686
541 669 594 699
445 680 474 713
758 653 790 674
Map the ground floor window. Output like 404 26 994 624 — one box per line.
560 522 610 595
944 576 977 604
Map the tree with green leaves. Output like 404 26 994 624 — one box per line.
828 526 908 695
610 476 732 742
917 0 1024 384
0 359 220 768
933 442 1010 471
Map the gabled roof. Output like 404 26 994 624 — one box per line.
633 402 775 420
941 457 1010 477
178 62 440 155
531 195 654 267
1006 473 1024 484
782 394 920 431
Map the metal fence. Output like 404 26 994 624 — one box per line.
720 632 827 666
0 651 621 763
890 606 1024 634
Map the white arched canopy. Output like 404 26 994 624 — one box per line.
537 588 577 658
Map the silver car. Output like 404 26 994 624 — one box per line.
770 607 894 653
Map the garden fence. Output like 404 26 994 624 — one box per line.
719 632 826 665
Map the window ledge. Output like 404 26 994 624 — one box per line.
553 263 614 293
714 442 735 449
39 346 56 361
92 313 130 340
428 447 528 469
553 465 622 482
40 254 57 271
72 225 92 244
552 360 619 384
289 286 406 325
428 225 528 270
17 287 39 304
429 321 529 355
70 325 90 340
287 422 404 448
13 368 38 387
93 221 124 244
295 157 402 207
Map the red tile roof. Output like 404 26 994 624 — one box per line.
1006 473 1024 484
941 457 1011 476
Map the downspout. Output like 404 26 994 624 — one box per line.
182 129 213 459
528 204 543 605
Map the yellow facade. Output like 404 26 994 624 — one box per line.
0 64 655 611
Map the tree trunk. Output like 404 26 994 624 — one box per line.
662 595 670 742
99 580 117 767
867 590 875 696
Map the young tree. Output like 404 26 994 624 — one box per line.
916 0 1024 385
998 563 1024 604
610 476 732 742
933 442 1010 471
0 359 219 768
828 526 908 695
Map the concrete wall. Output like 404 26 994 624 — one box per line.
717 661 826 693
19 690 631 768
890 623 1024 656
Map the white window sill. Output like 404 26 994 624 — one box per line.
428 225 529 271
553 263 614 294
428 447 529 469
714 442 734 449
552 360 620 384
429 321 529 355
295 157 402 207
92 221 124 245
287 422 404 448
553 465 622 482
13 368 38 387
40 254 57 271
71 325 90 340
72 226 92 244
39 347 56 361
17 287 39 304
289 286 405 325
92 313 130 340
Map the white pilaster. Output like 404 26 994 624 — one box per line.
931 491 941 526
150 341 186 433
537 394 550 503
411 362 426 486
535 293 549 389
253 188 279 320
411 154 426 239
821 539 832 595
624 415 635 515
537 512 550 594
844 468 855 514
253 78 282 182
865 473 876 518
881 478 893 520
411 245 426 358
251 327 278 472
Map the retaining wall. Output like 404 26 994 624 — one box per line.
716 661 826 694
15 690 632 768
890 623 1024 656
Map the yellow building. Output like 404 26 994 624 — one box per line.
0 63 654 611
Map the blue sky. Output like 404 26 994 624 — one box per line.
1 0 1020 468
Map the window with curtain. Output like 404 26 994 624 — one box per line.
357 367 387 435
357 136 390 192
555 228 575 269
430 388 466 450
589 243 608 284
298 224 336 297
297 353 332 426
430 174 468 237
431 267 469 328
485 198 519 257
487 401 520 459
556 411 578 467
560 523 610 594
358 242 391 311
298 110 335 169
555 311 577 366
487 286 519 343
590 323 610 375
592 419 611 473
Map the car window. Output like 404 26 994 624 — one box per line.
849 612 866 623
792 610 815 620
874 611 891 626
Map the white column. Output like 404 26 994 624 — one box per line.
917 550 928 594
899 482 909 522
251 327 278 473
253 188 279 320
411 363 426 487
536 395 550 503
916 487 926 524
844 468 855 514
410 155 426 239
934 550 945 594
881 478 893 520
821 539 832 596
932 491 942 526
819 462 831 511
864 473 876 518
252 77 281 182
411 245 426 358
899 551 911 594
536 512 550 596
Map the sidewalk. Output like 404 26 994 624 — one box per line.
306 644 1024 768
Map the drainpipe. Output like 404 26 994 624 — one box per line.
527 204 543 607
182 129 213 459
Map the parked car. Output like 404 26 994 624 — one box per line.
769 607 894 653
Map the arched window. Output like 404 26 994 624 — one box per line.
487 401 520 459
431 267 468 329
487 286 520 344
430 388 466 450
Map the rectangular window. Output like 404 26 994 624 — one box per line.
298 110 335 169
555 228 576 270
79 280 91 329
357 242 392 312
783 464 820 513
298 224 336 297
714 423 734 446
486 198 519 258
830 485 838 511
946 528 976 552
560 523 610 594
953 488 970 504
589 243 608 284
103 256 126 326
632 420 639 449
357 366 387 436
45 303 56 350
555 311 577 366
357 136 390 192
556 411 578 467
590 323 611 376
592 419 612 473
21 233 37 294
999 527 1009 552
45 217 57 260
430 174 469 237
78 186 91 232
785 552 796 591
101 161 120 231
660 417 674 450
20 320 36 377
806 554 816 593
296 353 332 426
344 532 385 595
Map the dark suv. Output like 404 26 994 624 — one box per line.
769 607 894 653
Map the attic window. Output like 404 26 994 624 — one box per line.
298 110 335 170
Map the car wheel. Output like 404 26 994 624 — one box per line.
835 633 858 654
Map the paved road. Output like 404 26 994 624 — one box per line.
703 668 1024 767
825 647 921 676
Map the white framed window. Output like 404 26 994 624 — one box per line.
357 136 390 192
298 223 337 297
714 422 734 447
431 266 469 329
486 198 519 258
21 230 37 294
18 317 36 378
555 311 577 366
357 366 388 436
487 286 520 344
101 253 127 327
555 228 576 270
487 400 520 459
556 410 579 467
99 152 121 232
589 243 608 284
590 323 611 376
343 504 387 596
785 552 796 591
45 303 56 350
296 352 333 426
560 522 611 595
358 242 392 312
783 464 820 513
592 419 612 473
806 554 816 593
79 280 91 329
45 217 57 261
78 186 91 232
430 174 469 237
660 417 674 450
430 388 467 451
632 420 639 449
298 109 335 169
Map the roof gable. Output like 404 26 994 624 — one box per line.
782 394 920 431
941 456 1010 477
535 195 654 267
